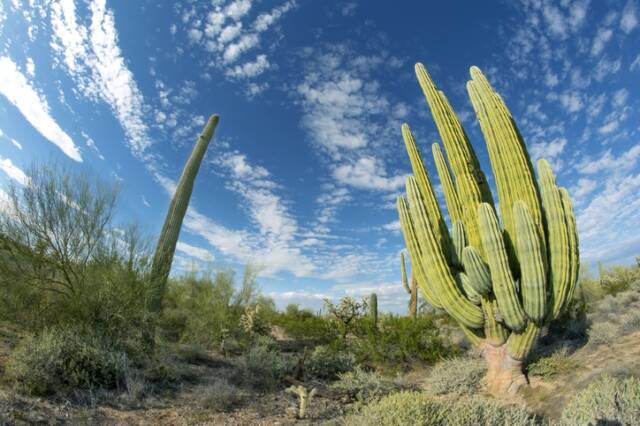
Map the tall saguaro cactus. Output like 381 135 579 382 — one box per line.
149 114 219 312
400 252 418 318
369 293 378 327
397 64 579 395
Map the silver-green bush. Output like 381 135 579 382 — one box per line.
307 344 355 380
559 375 640 425
6 326 129 396
330 367 404 406
422 355 486 395
345 391 538 426
240 338 289 390
527 347 575 378
195 379 245 412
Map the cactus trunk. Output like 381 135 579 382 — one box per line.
400 252 419 318
369 293 378 326
395 63 579 397
149 115 219 312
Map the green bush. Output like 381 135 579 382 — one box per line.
588 321 619 346
307 344 355 380
240 337 290 391
559 375 640 425
160 266 269 350
6 326 129 396
350 315 452 371
330 367 405 406
272 304 338 344
345 391 538 426
527 347 575 378
423 355 486 395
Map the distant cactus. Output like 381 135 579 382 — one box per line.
286 385 317 419
149 115 219 312
396 64 579 395
400 252 418 318
369 293 378 327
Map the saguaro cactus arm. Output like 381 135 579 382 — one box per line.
149 114 219 311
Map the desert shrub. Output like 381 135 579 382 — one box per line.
345 391 538 426
307 344 355 380
350 315 452 371
160 266 268 350
559 375 640 425
194 379 245 412
423 355 486 395
6 326 129 396
527 346 575 378
272 304 338 344
588 321 619 346
239 337 290 390
330 367 405 406
620 309 640 335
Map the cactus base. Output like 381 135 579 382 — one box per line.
481 343 528 396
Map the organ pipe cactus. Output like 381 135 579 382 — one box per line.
149 115 219 312
400 252 418 318
396 64 579 395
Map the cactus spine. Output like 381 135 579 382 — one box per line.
400 252 418 318
369 293 378 326
396 64 579 395
149 115 219 312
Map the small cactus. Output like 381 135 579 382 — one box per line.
369 293 378 326
286 385 317 419
400 252 418 318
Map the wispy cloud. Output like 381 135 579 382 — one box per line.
0 157 27 185
0 56 81 161
176 241 214 262
50 0 151 159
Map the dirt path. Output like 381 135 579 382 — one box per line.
524 331 640 419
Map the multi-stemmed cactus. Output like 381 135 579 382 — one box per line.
286 385 318 419
400 252 418 318
149 115 219 312
396 64 579 395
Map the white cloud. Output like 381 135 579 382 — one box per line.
571 177 597 202
142 195 151 208
0 157 27 185
598 120 619 135
591 27 613 56
333 157 405 191
176 241 214 262
382 220 401 232
25 57 35 76
225 54 269 78
0 56 81 161
621 1 638 33
578 145 640 175
10 139 22 150
50 0 151 159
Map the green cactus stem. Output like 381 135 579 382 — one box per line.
149 115 219 312
369 293 378 326
395 63 579 396
400 252 418 318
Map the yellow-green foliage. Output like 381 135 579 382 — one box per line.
422 355 486 395
344 391 538 426
330 367 405 406
396 63 580 361
559 375 640 425
527 346 575 377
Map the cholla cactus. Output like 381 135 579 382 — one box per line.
396 64 579 395
324 297 368 340
240 304 268 338
400 252 418 318
149 115 219 312
286 385 317 419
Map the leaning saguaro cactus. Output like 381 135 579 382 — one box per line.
400 252 418 318
149 115 219 312
396 64 579 395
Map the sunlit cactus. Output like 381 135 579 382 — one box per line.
149 115 219 312
396 64 579 395
369 292 378 327
400 252 418 318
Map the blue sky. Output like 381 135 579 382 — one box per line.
0 0 639 313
